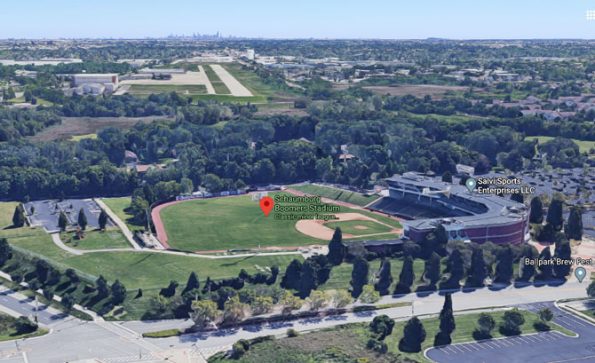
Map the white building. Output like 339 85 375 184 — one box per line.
73 73 119 87
246 49 255 61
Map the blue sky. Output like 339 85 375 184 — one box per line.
2 0 594 39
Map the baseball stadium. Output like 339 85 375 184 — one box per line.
370 172 530 245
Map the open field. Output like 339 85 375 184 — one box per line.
203 65 231 94
211 310 572 363
61 228 129 250
127 84 207 96
223 63 300 102
209 64 252 97
30 116 173 142
364 84 468 98
157 194 401 251
525 136 595 153
102 197 144 230
0 202 18 228
289 184 379 207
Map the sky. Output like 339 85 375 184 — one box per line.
2 0 594 39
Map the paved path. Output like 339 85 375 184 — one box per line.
50 233 83 255
209 64 252 96
95 198 142 250
426 302 595 363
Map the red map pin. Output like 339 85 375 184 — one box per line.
259 196 274 217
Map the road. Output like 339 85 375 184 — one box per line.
426 302 595 363
0 280 588 362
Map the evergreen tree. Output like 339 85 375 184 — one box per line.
183 272 200 294
0 238 11 266
395 255 414 294
546 197 564 231
494 245 514 284
12 205 25 227
435 293 455 345
518 245 536 282
327 228 345 265
96 275 109 299
77 208 88 230
350 257 369 298
111 280 127 305
442 249 464 289
424 252 441 287
374 259 393 295
160 280 178 298
553 238 572 278
281 259 303 290
297 261 317 298
537 247 553 280
441 171 453 183
467 246 487 287
98 210 108 231
399 317 426 353
564 206 583 240
58 211 68 231
529 196 544 224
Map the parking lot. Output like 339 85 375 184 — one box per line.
426 302 595 363
24 199 113 233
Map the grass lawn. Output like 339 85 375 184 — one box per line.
192 94 267 103
70 133 97 141
159 194 401 251
128 84 207 95
325 220 393 236
289 184 379 207
204 65 231 94
223 63 300 101
0 202 19 228
61 228 130 250
321 258 425 291
102 197 144 230
525 136 595 153
210 310 573 363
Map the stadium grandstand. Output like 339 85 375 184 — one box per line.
369 172 530 245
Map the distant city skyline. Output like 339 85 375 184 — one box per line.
1 0 594 39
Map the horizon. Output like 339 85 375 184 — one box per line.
1 0 594 40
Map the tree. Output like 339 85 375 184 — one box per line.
331 289 352 308
62 294 75 311
98 210 108 231
435 294 455 345
12 205 25 227
395 255 414 293
280 259 302 290
494 245 513 284
251 296 273 315
58 211 68 232
359 284 380 304
14 317 37 334
546 197 564 231
191 300 219 328
307 290 329 311
474 313 496 338
529 196 544 224
160 281 178 298
536 247 553 280
587 281 595 298
441 171 453 183
399 317 426 353
65 269 80 284
424 252 441 286
183 272 200 295
538 308 553 324
374 259 393 295
35 259 51 284
223 296 247 324
111 280 127 305
96 275 109 299
280 291 303 314
350 257 369 298
327 228 346 265
77 208 88 230
553 238 572 278
442 249 464 289
518 245 536 282
0 238 12 266
564 206 583 240
370 315 395 340
297 260 317 298
500 308 525 335
467 246 487 287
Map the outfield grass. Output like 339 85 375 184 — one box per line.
102 197 144 230
128 84 207 95
61 229 130 250
289 184 379 207
203 65 231 94
525 136 595 153
159 194 401 251
325 220 393 236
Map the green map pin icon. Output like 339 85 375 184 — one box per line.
465 178 477 192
